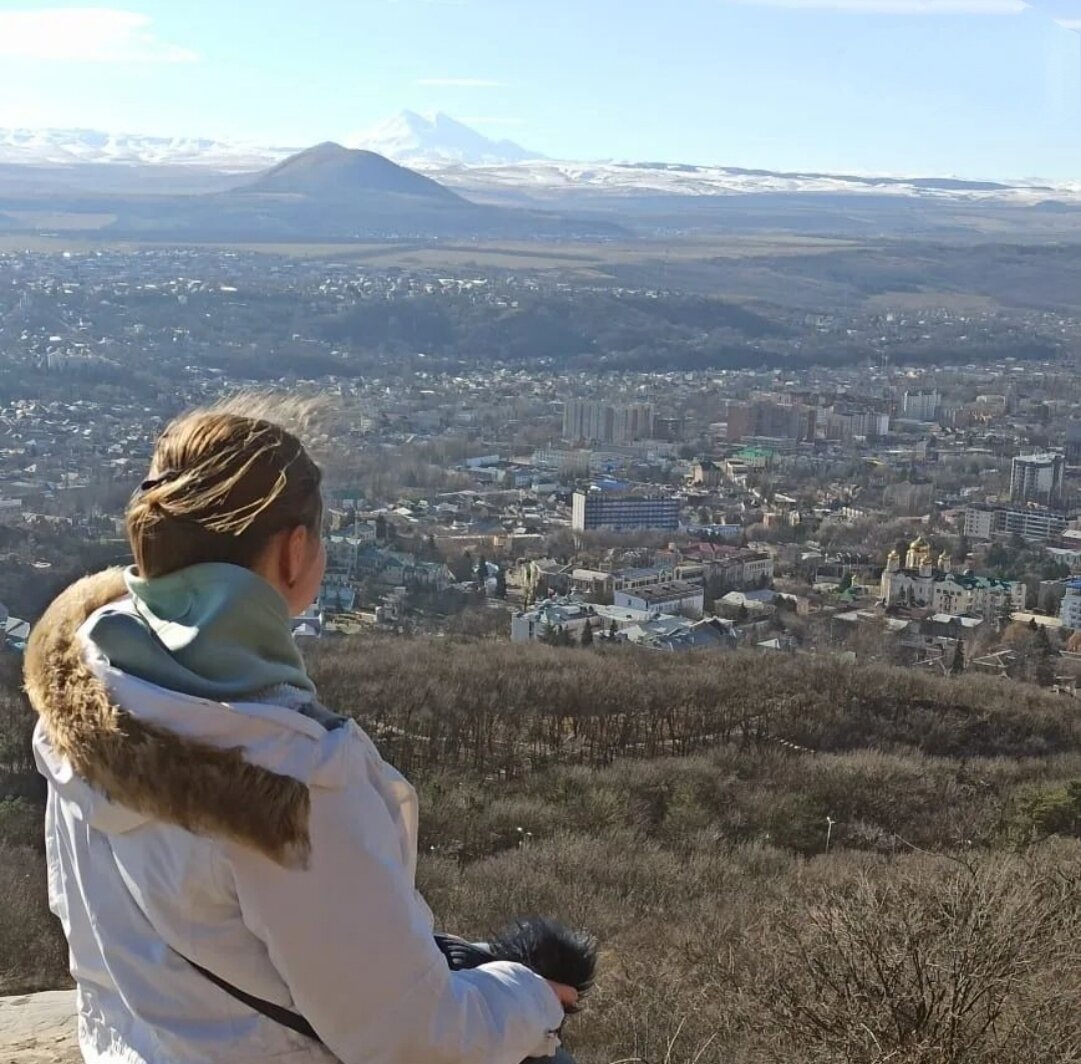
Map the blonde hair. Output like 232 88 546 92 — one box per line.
127 395 323 579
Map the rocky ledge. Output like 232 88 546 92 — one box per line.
0 991 78 1064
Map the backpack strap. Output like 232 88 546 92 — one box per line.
183 939 575 1062
182 954 321 1043
180 933 492 1045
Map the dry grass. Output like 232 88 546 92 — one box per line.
419 837 1081 1064
5 640 1081 1061
0 842 69 996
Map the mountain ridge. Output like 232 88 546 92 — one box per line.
346 111 540 166
1 120 1079 209
0 126 288 170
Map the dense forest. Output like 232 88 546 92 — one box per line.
5 636 1081 1062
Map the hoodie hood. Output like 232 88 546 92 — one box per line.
25 569 312 866
87 563 316 703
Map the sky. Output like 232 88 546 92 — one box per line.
1 1 1080 178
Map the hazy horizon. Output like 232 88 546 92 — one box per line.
1 2 1081 180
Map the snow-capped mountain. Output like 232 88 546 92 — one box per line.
345 111 541 167
1 120 1077 209
0 114 541 171
0 128 290 171
428 159 1079 206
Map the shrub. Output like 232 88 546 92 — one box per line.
760 849 1081 1064
0 841 69 995
1008 779 1081 843
0 797 44 851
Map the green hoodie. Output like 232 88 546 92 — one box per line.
85 563 316 702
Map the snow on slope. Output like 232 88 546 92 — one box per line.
423 158 1081 205
1 122 1079 206
345 111 541 166
0 128 290 171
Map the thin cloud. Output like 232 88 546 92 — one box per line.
1024 0 1081 30
0 7 198 63
727 0 1024 11
417 77 503 88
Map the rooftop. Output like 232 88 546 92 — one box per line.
619 580 704 605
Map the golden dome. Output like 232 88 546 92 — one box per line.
909 534 929 550
888 548 900 559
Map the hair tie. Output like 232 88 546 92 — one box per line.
139 470 182 493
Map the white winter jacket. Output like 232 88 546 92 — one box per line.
26 570 564 1063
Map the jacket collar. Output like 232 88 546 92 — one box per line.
25 569 311 867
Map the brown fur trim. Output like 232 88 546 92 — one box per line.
24 569 310 867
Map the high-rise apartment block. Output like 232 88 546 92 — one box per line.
1066 424 1081 466
726 399 815 443
963 505 1067 543
562 399 654 444
652 415 687 442
1010 453 1065 508
1061 579 1081 631
901 390 940 422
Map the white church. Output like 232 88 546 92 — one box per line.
880 535 1025 622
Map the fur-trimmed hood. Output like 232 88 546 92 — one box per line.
29 579 560 1064
25 569 311 866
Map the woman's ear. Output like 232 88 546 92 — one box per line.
284 525 309 588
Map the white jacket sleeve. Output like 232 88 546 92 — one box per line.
225 736 565 1064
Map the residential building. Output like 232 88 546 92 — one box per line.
995 507 1068 542
571 491 680 532
964 505 1068 543
1011 453 1065 507
739 551 775 586
562 399 653 444
562 399 610 443
692 459 723 487
652 416 687 442
884 481 934 515
354 546 453 590
963 507 995 540
0 603 29 651
1062 579 1081 630
569 568 615 600
1066 424 1081 466
291 605 323 640
821 407 890 441
511 597 599 643
612 403 654 444
720 590 775 614
325 529 378 571
521 558 574 598
531 447 591 474
901 390 940 422
676 545 774 589
611 566 672 591
618 615 735 652
614 580 705 618
726 399 815 443
511 597 654 642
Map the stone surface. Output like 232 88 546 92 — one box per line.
0 991 79 1064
